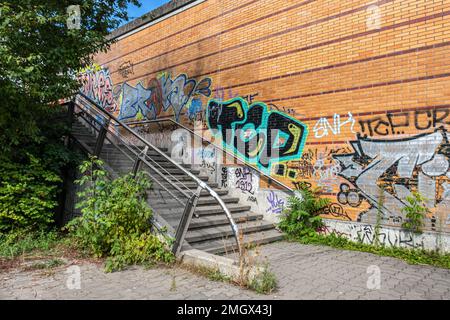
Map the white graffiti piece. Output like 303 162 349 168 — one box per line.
334 129 450 222
313 112 356 138
195 145 216 174
313 155 341 193
170 129 191 165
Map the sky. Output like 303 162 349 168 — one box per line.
120 0 171 26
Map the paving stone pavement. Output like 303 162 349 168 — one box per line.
1 241 449 300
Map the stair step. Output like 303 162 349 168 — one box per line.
189 229 284 255
194 204 251 216
112 165 201 176
186 220 276 243
147 196 239 207
185 212 264 229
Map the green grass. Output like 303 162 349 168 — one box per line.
249 264 277 295
0 229 61 259
24 258 65 271
291 233 450 269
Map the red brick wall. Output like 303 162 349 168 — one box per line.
91 0 450 231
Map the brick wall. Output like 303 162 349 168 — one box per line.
89 0 450 233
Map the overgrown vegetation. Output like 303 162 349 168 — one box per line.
0 229 61 259
249 264 278 295
0 0 141 250
279 184 450 270
278 182 329 237
401 192 428 234
293 232 450 269
66 158 174 272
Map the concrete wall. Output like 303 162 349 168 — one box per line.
85 0 450 250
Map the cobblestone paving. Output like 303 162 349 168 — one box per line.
1 241 449 299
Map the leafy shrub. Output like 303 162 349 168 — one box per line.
67 157 174 272
0 154 62 231
278 183 329 238
402 192 428 234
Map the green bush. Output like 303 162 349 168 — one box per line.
402 192 428 234
278 183 329 238
67 157 174 272
0 154 62 231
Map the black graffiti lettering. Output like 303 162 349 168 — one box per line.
207 98 307 172
414 110 433 130
320 203 352 220
387 112 409 135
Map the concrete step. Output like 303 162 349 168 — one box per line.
111 164 201 176
189 229 284 255
182 212 264 230
194 204 251 216
185 220 276 243
147 196 239 207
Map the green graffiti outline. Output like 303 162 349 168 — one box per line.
206 97 309 174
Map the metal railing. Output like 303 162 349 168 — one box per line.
125 118 297 196
68 92 242 256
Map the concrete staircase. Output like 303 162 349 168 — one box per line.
70 119 284 255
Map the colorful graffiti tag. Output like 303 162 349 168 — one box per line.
80 69 212 122
333 128 450 223
159 73 212 122
206 97 309 174
79 69 117 112
116 73 212 121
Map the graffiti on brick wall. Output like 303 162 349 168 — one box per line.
160 72 212 122
273 147 350 193
81 69 212 122
319 203 352 221
80 69 117 112
313 112 356 138
213 86 259 105
206 97 308 174
268 103 298 117
118 61 134 78
116 82 154 120
358 108 450 138
333 128 450 223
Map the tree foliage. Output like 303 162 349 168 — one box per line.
0 0 140 150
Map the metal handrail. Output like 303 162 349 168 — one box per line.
74 92 243 256
74 102 191 203
126 118 296 195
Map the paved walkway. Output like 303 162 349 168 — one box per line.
1 241 449 299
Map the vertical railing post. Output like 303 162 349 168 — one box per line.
94 118 110 157
132 146 149 177
172 186 203 256
68 101 75 126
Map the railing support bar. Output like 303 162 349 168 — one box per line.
132 146 149 177
172 186 202 256
94 119 110 157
